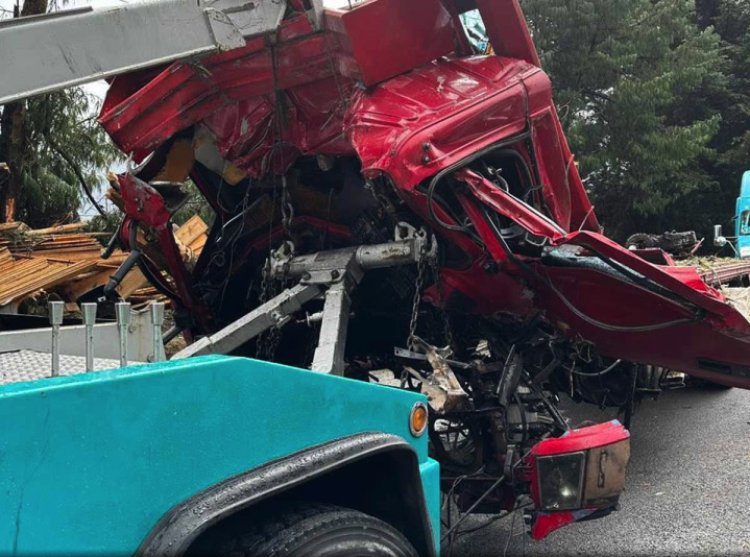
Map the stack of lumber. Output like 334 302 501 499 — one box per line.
0 222 103 261
0 217 208 311
0 248 98 307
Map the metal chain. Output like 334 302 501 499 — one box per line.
255 257 272 358
280 174 294 233
256 256 283 360
264 252 290 359
430 252 455 352
259 257 272 305
407 247 429 351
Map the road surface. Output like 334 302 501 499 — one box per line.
455 385 750 556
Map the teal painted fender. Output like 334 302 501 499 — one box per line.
138 431 437 556
0 356 439 555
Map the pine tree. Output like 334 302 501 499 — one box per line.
0 0 121 227
523 0 725 239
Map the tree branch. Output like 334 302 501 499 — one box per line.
44 131 107 217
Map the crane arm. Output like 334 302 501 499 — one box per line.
0 0 304 105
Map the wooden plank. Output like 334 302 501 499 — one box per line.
117 268 149 299
0 259 97 306
26 222 88 236
0 221 28 233
175 215 208 247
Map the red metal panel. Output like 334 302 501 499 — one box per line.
455 168 565 240
526 421 629 540
95 0 750 390
531 420 629 457
346 56 537 187
323 0 456 86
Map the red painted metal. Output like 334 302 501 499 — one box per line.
454 167 566 240
530 511 579 540
526 421 629 540
117 173 211 328
97 0 750 388
324 0 455 86
530 420 629 457
345 56 599 232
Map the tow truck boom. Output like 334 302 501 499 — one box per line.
0 0 300 105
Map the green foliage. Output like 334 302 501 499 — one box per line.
1 88 121 228
85 209 122 238
172 180 216 227
523 0 734 240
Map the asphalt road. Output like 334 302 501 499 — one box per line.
454 385 750 556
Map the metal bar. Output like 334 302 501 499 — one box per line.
0 0 289 104
49 301 64 376
150 302 166 362
81 303 97 372
355 241 422 270
116 302 131 368
393 347 471 370
279 239 425 279
311 282 351 375
172 283 323 359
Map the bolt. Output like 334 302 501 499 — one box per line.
330 269 340 279
422 155 430 164
302 271 312 281
422 142 431 151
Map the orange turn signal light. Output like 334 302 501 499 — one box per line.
409 402 429 437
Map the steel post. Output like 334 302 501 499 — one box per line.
116 302 131 368
311 281 351 375
150 302 166 362
49 301 64 376
81 303 97 372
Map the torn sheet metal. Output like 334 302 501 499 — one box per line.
96 0 750 388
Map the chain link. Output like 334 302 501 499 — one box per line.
407 239 455 353
407 246 428 351
255 256 283 360
280 174 294 233
430 253 455 352
257 177 294 361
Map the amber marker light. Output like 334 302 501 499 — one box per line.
409 402 429 437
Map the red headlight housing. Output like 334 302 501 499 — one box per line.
526 420 630 539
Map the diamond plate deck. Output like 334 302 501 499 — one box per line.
0 350 121 386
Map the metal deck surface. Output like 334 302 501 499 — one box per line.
0 350 121 386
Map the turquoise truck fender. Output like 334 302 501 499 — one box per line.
0 355 440 555
138 432 436 557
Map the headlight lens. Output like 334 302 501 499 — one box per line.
537 451 585 511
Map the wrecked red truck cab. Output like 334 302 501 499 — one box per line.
93 0 750 543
